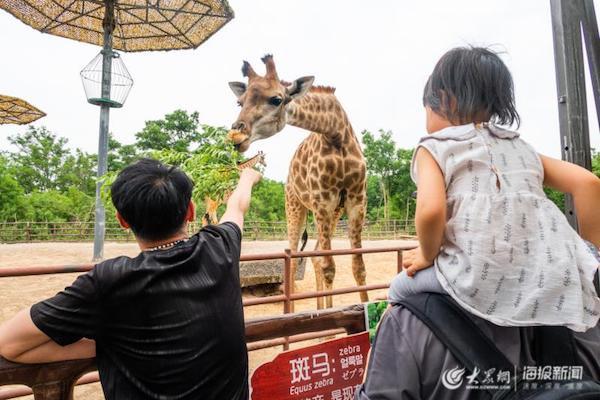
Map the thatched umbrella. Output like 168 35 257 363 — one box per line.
0 94 45 125
0 1 234 260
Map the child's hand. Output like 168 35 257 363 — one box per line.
402 247 434 277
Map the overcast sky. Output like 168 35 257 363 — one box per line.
1 0 599 182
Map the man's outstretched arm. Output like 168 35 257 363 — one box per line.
219 168 262 230
0 307 95 364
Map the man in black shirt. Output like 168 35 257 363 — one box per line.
0 158 261 400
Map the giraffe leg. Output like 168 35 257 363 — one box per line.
346 197 368 303
204 197 219 225
311 252 325 310
285 187 307 312
314 209 336 309
324 207 344 308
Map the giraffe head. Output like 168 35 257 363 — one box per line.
228 54 314 152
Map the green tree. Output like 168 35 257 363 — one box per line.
27 191 75 222
365 175 384 220
246 179 286 221
8 126 70 193
26 188 93 222
57 149 97 195
361 129 399 220
108 134 140 172
389 148 417 220
0 155 32 221
135 110 205 152
592 149 600 177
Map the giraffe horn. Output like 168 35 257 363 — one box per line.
261 54 278 80
241 61 257 80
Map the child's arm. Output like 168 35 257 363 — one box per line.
540 154 600 248
414 148 447 263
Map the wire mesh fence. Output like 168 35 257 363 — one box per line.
0 220 416 243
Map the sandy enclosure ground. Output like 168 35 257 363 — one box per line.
0 238 416 400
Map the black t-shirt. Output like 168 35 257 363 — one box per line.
31 222 248 400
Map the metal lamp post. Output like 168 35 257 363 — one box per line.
80 5 133 261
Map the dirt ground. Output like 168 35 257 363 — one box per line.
0 238 416 399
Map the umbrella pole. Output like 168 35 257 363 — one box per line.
92 6 115 262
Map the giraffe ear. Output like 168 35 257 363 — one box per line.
286 76 314 99
229 81 247 98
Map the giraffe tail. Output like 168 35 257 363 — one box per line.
297 218 310 274
300 228 308 251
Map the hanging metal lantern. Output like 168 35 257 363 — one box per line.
80 50 133 108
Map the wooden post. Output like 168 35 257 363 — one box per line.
551 0 600 293
551 0 591 229
582 0 600 133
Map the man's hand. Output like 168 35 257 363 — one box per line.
240 168 261 186
402 247 434 277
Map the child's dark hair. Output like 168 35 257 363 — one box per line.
111 158 194 241
423 46 520 127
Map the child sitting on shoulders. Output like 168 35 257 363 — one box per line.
389 46 600 332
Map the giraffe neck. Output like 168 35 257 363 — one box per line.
286 91 351 145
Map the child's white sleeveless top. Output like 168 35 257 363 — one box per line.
412 123 600 331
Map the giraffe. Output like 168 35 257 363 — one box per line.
202 152 265 225
228 55 368 309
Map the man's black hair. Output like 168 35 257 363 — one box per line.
423 46 520 127
110 158 194 241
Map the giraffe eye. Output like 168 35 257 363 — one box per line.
268 96 283 106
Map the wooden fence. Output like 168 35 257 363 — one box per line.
0 220 416 243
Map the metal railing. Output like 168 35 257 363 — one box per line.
0 244 416 399
0 220 416 242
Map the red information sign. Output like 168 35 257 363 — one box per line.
251 332 370 400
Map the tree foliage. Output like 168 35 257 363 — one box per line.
362 130 416 220
154 125 245 207
361 130 397 220
0 155 31 221
593 149 600 177
246 179 286 221
135 110 205 152
7 127 71 193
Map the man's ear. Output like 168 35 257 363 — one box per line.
116 212 130 229
186 201 196 222
286 76 314 100
229 82 247 98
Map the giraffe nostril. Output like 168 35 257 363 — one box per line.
232 121 246 132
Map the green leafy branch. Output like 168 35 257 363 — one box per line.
100 125 249 208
